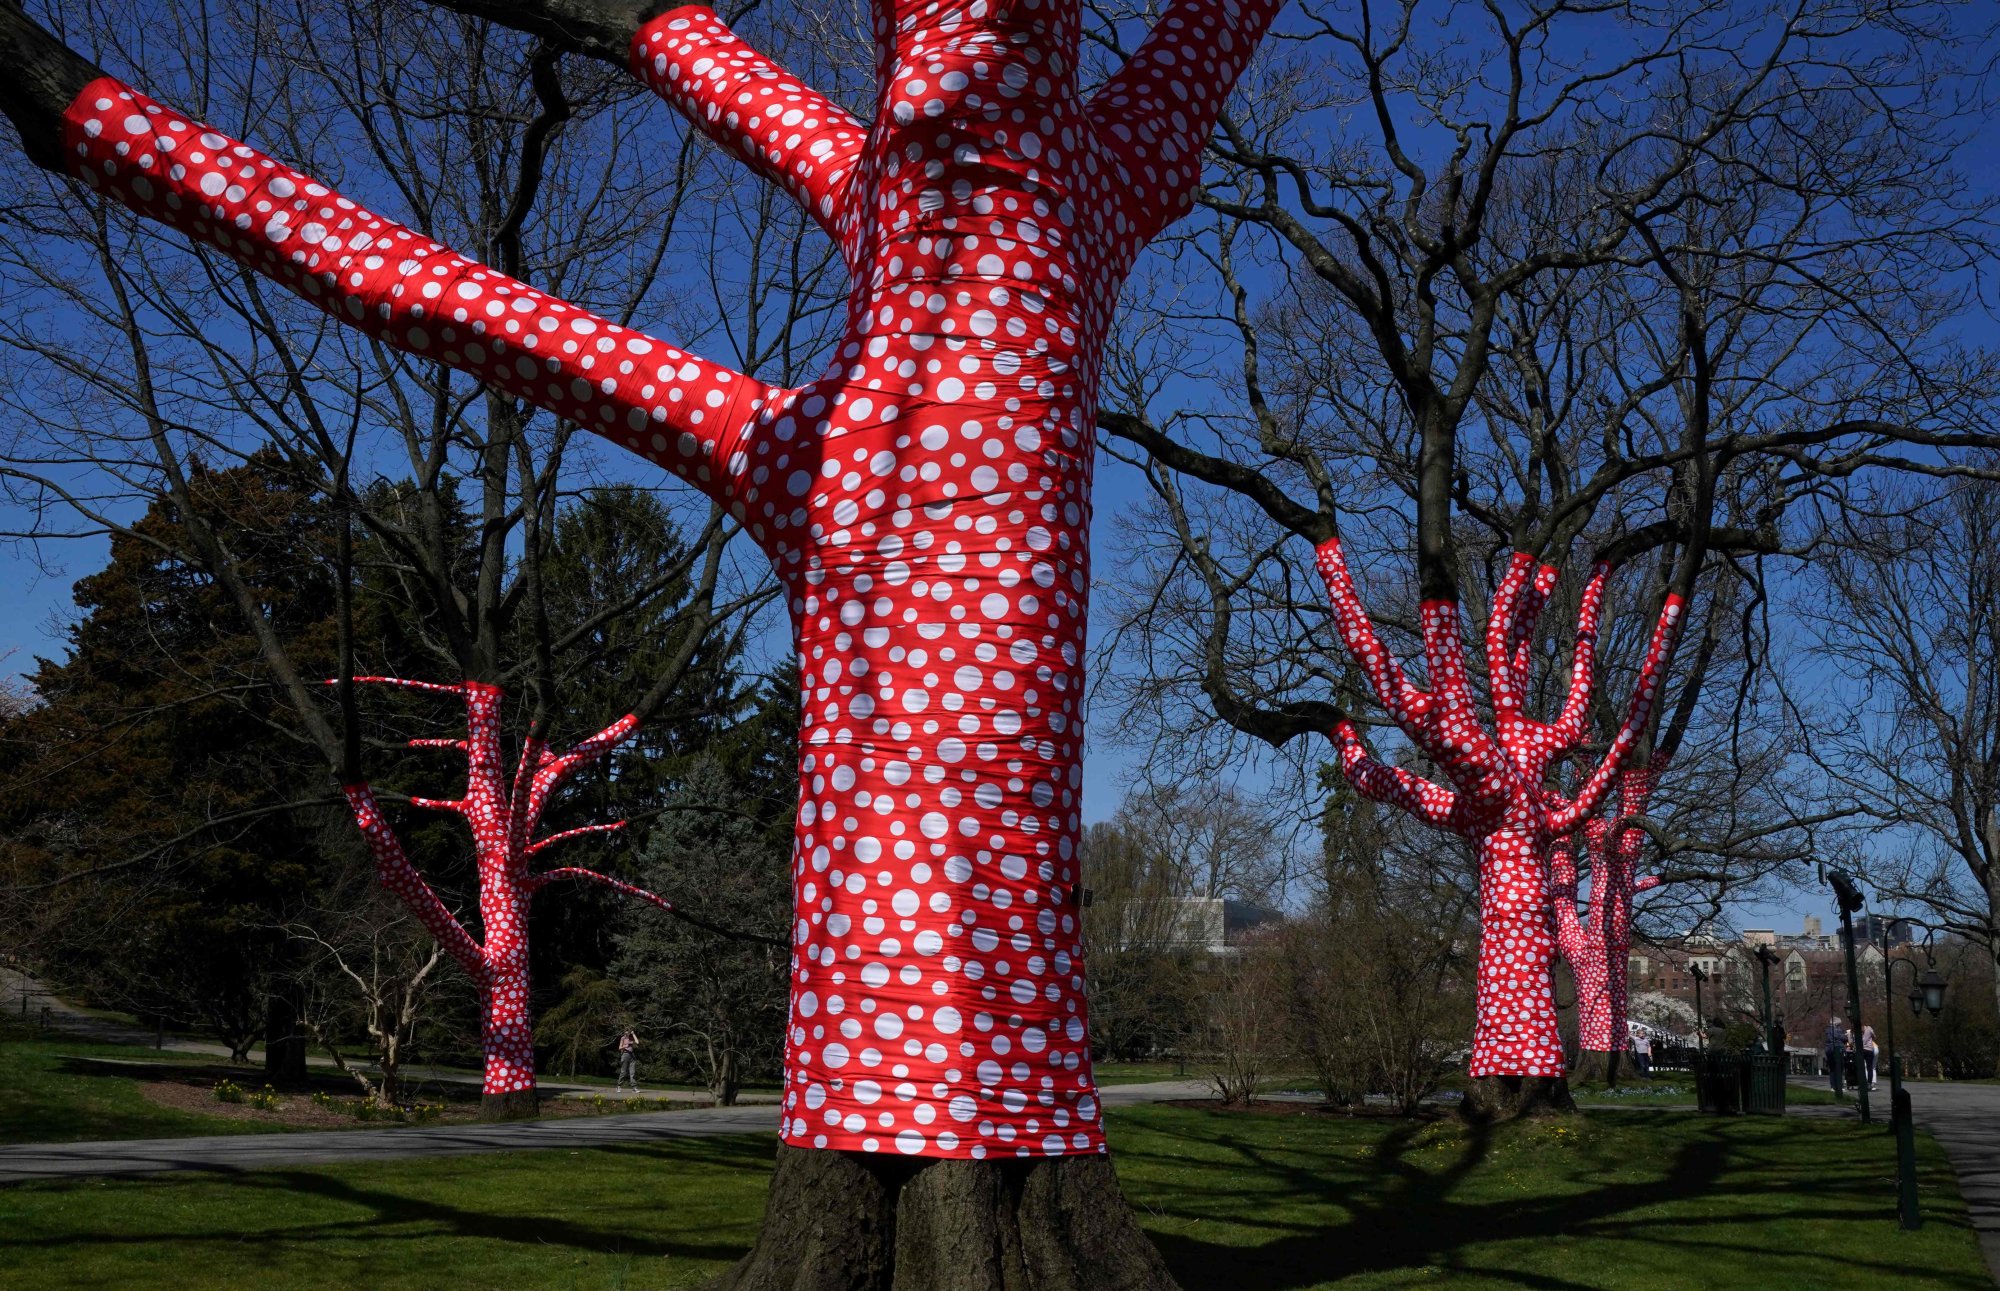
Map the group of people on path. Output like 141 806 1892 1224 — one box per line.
1822 1017 1879 1096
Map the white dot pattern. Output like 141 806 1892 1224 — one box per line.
58 0 1285 1156
338 679 661 1099
1315 539 1683 1077
61 88 772 505
1551 764 1660 1054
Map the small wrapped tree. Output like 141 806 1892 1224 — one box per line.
1548 766 1663 1083
1316 543 1682 1115
339 676 686 1114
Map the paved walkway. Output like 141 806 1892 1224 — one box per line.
1899 1082 2000 1285
1785 1077 2000 1285
0 1080 1212 1183
0 1104 782 1181
1 964 226 1055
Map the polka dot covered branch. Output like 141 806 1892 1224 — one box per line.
62 0 1286 1154
1552 764 1661 1055
1314 538 1685 1077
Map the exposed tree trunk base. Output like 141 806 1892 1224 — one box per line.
1569 1050 1622 1085
707 1145 1180 1291
264 988 309 1087
479 1088 539 1120
1460 1076 1576 1123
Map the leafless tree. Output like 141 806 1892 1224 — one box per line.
284 874 455 1109
0 0 804 1115
1107 779 1292 903
1808 476 2000 1014
1282 786 1477 1113
1093 0 1996 1114
1194 940 1287 1105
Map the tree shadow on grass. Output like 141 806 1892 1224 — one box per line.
1126 1108 1988 1291
2 1135 774 1266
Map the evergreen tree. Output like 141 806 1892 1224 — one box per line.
525 486 758 1022
0 453 344 1056
609 673 795 1103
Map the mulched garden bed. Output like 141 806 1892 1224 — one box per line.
1155 1098 1449 1119
56 1055 691 1132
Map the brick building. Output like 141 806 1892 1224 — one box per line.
1627 917 1896 1055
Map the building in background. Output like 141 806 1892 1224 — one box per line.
1628 917 1899 1063
1116 897 1284 956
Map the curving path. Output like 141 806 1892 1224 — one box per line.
1902 1081 2000 1286
0 1080 1213 1184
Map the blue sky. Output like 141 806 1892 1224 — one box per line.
5 0 1990 945
0 408 1164 820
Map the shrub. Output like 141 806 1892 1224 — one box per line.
246 1085 281 1111
211 1079 245 1104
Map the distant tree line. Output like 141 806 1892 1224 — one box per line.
1081 775 1476 1114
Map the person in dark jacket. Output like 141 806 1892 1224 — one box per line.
1823 1017 1849 1096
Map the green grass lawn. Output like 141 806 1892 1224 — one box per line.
0 1106 1983 1290
0 1036 287 1144
1117 1105 1982 1289
1567 1077 1843 1108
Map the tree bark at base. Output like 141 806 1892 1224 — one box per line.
1569 1050 1622 1085
480 1088 539 1120
1461 1075 1576 1123
708 1145 1180 1291
263 985 309 1087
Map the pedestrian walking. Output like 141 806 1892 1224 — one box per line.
1631 1030 1653 1078
617 1027 641 1093
1861 1024 1879 1091
1823 1017 1849 1096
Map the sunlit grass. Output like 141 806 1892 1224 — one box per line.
1 1106 1984 1290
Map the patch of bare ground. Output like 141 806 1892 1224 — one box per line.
1156 1098 1448 1120
134 1071 688 1132
140 1079 369 1130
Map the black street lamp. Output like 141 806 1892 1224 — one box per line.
1880 922 1949 1231
1754 944 1782 1054
1690 963 1709 1054
1915 969 1947 1017
1828 867 1873 1124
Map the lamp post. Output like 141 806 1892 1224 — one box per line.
1880 923 1948 1231
1690 963 1709 1054
1754 944 1782 1054
1828 868 1872 1124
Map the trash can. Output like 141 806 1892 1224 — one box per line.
1743 1053 1787 1115
1695 1051 1744 1114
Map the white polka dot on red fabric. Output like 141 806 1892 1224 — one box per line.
1553 766 1661 1053
1316 539 1683 1076
339 682 647 1098
58 0 1287 1156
